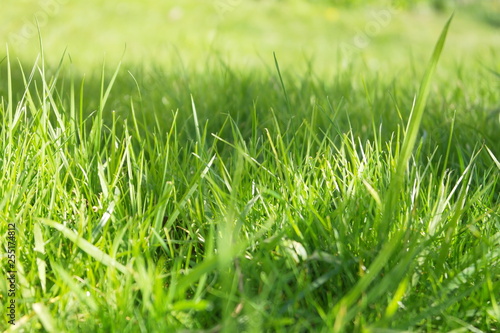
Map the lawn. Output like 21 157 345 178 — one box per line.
1 1 499 332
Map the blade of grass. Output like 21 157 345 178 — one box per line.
52 264 98 312
332 15 454 332
33 303 57 333
486 146 500 170
332 229 405 331
377 14 454 239
38 218 130 275
6 47 12 140
163 154 216 231
191 94 202 144
33 223 46 294
273 52 291 113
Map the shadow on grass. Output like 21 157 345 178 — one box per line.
0 54 498 169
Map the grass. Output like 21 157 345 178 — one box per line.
0 6 499 333
2 0 500 71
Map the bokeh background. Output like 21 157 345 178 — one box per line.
1 0 499 73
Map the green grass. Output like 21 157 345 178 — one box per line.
2 0 500 71
1 6 500 333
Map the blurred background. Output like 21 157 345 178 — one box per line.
1 0 499 74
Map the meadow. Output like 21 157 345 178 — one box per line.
0 1 499 332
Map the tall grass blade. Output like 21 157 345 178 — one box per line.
6 47 12 136
191 94 201 144
33 303 57 333
273 52 291 113
486 146 500 170
332 230 404 330
333 14 454 332
100 62 122 112
378 14 454 238
33 223 46 293
38 219 129 275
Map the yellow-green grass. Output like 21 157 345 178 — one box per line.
1 0 499 73
0 3 499 332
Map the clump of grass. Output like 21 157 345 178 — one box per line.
1 18 499 333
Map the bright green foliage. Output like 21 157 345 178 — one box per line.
0 14 499 333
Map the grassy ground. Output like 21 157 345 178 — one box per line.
1 1 499 332
2 0 500 70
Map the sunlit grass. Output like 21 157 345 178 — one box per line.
1 0 499 71
0 14 499 333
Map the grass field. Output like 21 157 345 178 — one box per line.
1 1 499 332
